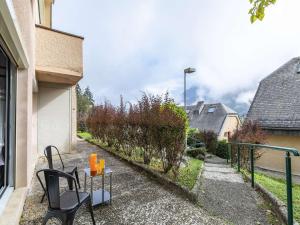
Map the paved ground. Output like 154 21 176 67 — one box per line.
20 139 225 225
196 155 273 225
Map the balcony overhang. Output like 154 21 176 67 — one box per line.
35 25 84 85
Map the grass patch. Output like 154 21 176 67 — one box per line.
176 158 203 190
254 172 300 222
242 169 300 222
77 131 92 140
78 131 202 190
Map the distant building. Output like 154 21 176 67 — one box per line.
247 57 300 175
186 101 240 140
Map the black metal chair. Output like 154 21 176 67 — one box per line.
36 169 95 225
40 145 81 203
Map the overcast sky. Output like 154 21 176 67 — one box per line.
53 0 300 114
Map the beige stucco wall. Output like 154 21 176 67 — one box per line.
0 0 82 223
32 93 38 162
37 0 53 27
71 85 77 150
35 25 83 85
12 0 36 188
256 134 300 175
44 0 52 27
218 115 240 141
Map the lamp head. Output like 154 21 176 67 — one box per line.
184 67 196 74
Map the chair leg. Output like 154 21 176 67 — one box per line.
75 170 81 189
88 197 96 225
67 177 73 190
41 192 46 203
42 213 51 225
66 212 76 225
42 211 61 225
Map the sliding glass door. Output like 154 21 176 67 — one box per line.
0 46 16 197
0 48 7 194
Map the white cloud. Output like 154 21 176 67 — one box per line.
236 90 257 105
52 0 300 112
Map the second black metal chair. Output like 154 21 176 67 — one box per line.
37 169 95 225
41 145 81 203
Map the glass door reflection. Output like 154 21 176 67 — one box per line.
0 49 7 194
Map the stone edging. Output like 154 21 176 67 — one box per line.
81 137 198 203
191 161 205 195
243 173 299 225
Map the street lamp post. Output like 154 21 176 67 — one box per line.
184 67 196 111
184 67 196 150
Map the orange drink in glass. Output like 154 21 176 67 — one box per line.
89 153 97 173
99 159 105 174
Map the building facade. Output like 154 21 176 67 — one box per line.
187 101 240 140
247 57 300 175
0 0 83 224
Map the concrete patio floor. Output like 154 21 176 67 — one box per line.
20 139 225 225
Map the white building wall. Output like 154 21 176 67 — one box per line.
38 83 72 154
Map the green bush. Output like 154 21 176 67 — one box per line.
216 140 228 159
187 137 205 148
187 128 205 148
186 147 206 160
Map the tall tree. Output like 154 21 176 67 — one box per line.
249 0 277 23
83 86 94 106
76 84 82 98
76 84 94 131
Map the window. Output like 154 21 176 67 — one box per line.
208 107 215 113
224 131 231 138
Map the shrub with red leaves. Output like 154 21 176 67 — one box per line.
86 92 188 175
230 120 266 144
230 120 267 166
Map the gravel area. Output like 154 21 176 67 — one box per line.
20 139 225 225
196 156 271 225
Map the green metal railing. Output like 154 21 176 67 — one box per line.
228 142 300 225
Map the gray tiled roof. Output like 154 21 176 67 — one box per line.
247 57 300 130
187 102 238 135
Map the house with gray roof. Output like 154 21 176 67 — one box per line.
247 57 300 175
187 101 240 140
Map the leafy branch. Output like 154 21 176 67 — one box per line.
248 0 277 23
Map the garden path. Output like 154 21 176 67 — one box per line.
196 155 273 225
20 139 225 225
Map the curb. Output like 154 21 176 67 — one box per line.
243 173 299 225
191 160 205 196
80 137 198 204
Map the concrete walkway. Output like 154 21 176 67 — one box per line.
20 139 225 225
196 155 272 225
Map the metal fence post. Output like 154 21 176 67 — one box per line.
250 146 254 188
226 143 229 164
286 152 293 225
227 143 230 164
230 144 233 167
237 145 240 172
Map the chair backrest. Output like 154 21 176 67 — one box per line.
44 145 64 169
36 169 80 210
